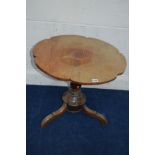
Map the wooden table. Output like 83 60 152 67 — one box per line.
33 35 126 128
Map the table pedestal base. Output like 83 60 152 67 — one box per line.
41 83 108 128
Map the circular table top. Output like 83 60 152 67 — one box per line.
33 35 126 85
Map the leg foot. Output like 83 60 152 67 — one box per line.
41 103 67 128
82 105 108 125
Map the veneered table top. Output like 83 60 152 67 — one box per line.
33 35 126 85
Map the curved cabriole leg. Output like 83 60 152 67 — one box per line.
41 103 67 128
82 105 108 125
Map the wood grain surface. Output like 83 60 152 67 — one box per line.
33 35 126 85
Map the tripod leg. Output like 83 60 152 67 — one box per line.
82 105 108 125
41 103 67 128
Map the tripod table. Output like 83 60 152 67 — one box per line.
33 35 126 128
